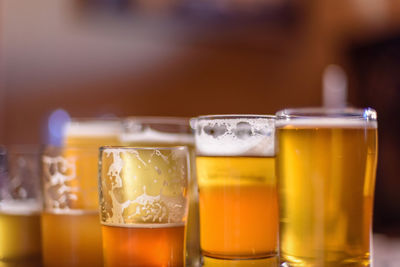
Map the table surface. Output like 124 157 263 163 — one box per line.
373 234 400 267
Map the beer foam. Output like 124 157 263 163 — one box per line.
101 148 187 225
120 128 194 145
0 199 41 215
101 222 185 228
195 117 275 156
64 120 122 137
276 118 377 128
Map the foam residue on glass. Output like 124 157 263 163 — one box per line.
99 148 188 226
195 117 275 156
42 155 79 212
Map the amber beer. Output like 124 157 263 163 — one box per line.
194 115 277 260
42 119 122 267
102 223 185 267
41 211 102 267
121 117 200 266
99 147 189 267
197 156 278 258
276 108 378 266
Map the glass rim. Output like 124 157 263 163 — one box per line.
43 145 101 154
194 114 275 121
276 107 377 120
99 145 189 152
123 116 191 126
68 117 121 123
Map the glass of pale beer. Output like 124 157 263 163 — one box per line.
99 146 190 267
0 146 42 267
120 116 200 267
276 108 378 266
193 115 278 260
41 146 103 267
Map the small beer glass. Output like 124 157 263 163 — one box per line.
99 146 190 267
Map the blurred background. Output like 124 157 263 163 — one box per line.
1 0 400 240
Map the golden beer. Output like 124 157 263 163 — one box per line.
41 211 102 267
194 115 277 260
102 223 185 267
0 201 41 265
197 156 278 258
276 109 378 267
0 148 42 266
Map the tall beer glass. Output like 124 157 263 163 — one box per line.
41 147 103 267
276 108 378 266
121 117 200 266
99 146 189 267
194 115 278 260
0 146 42 267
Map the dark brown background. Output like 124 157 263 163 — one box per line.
1 0 400 233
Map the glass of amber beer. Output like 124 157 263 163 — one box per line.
99 146 190 267
120 116 200 267
193 115 278 260
276 108 378 266
0 146 42 267
41 147 103 267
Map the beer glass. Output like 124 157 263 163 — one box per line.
276 108 378 266
193 115 278 260
121 116 200 266
0 146 42 267
41 147 103 267
99 146 190 267
63 118 122 148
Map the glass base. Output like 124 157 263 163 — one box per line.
280 255 371 267
202 255 279 267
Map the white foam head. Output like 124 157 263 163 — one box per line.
120 128 194 145
194 115 275 157
63 119 122 138
0 199 41 215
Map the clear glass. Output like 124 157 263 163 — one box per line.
276 107 378 267
0 146 42 266
41 146 103 267
121 116 200 267
99 146 190 267
193 115 278 260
